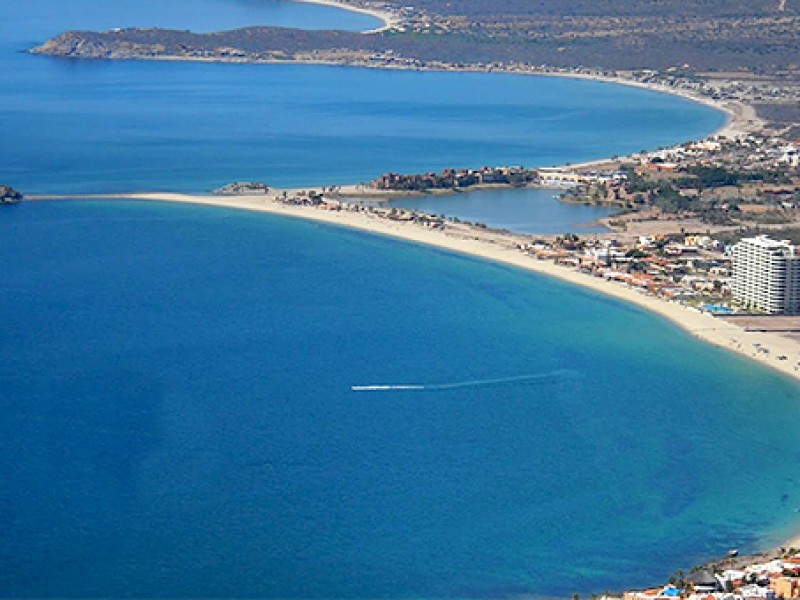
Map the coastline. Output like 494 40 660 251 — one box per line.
34 191 800 387
80 53 757 141
526 69 760 141
29 41 757 143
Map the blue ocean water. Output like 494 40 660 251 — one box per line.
0 0 725 195
2 1 796 598
2 200 800 598
389 187 617 234
6 0 382 36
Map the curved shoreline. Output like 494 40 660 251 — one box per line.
313 58 757 140
50 52 753 143
313 0 761 139
525 70 757 142
32 191 800 390
287 0 400 33
15 193 800 598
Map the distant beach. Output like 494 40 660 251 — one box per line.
62 51 754 142
290 1 763 140
521 70 761 142
293 0 400 32
63 32 760 142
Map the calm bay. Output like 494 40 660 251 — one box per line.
1 1 798 598
1 1 724 196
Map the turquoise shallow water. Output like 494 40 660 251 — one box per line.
2 200 800 597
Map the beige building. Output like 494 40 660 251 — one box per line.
772 576 800 599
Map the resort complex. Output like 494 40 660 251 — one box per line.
732 236 800 315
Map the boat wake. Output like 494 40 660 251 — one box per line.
351 370 572 392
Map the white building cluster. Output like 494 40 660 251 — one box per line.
621 553 800 600
732 236 800 314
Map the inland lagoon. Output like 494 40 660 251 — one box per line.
387 187 618 234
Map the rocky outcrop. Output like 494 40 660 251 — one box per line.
30 31 167 59
0 186 23 204
212 181 270 195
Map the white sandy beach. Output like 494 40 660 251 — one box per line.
293 0 401 32
66 191 796 386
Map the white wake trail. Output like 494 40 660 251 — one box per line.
351 384 426 391
351 370 571 392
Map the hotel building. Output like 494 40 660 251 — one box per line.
731 235 800 314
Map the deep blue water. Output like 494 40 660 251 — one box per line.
389 187 617 234
2 1 796 598
0 0 725 195
2 200 800 598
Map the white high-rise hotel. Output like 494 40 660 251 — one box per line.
732 235 800 314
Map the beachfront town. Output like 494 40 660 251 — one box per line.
610 549 800 600
315 130 800 317
203 124 800 326
360 124 800 314
290 190 800 317
263 187 800 327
